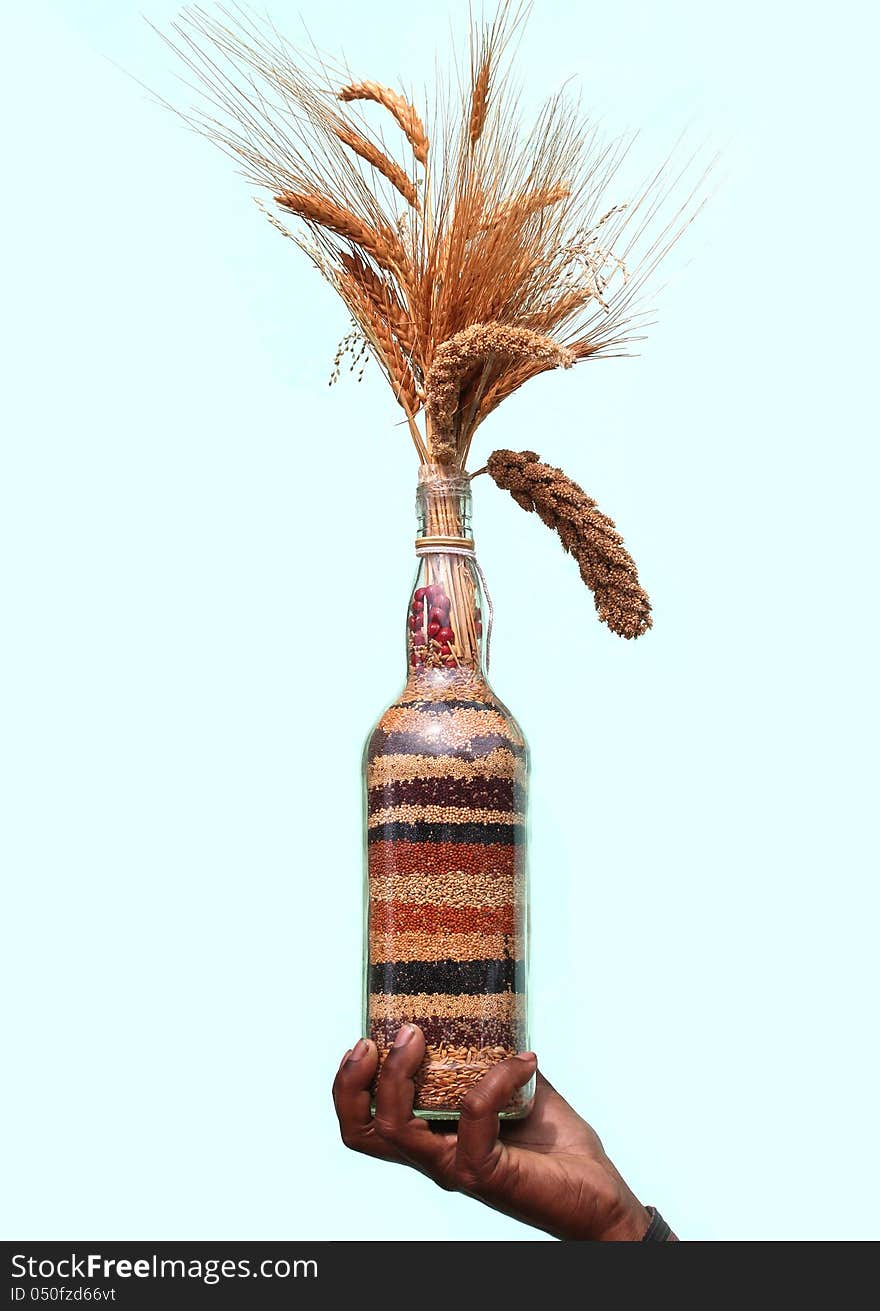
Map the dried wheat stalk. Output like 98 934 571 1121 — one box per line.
337 272 420 416
162 1 707 636
486 449 652 638
337 252 415 355
273 191 405 279
479 185 570 231
469 61 491 146
338 82 429 166
333 124 420 210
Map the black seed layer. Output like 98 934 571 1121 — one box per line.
367 820 524 845
370 957 519 995
371 1016 522 1050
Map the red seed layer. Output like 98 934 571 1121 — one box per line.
369 900 516 935
368 839 519 879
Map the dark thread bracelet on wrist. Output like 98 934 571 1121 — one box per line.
641 1207 673 1241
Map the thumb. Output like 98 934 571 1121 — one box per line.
454 1052 536 1186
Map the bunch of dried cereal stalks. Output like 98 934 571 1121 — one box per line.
159 1 707 637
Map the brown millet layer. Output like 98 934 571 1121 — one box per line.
368 803 525 828
366 747 524 787
367 729 526 762
369 929 519 962
376 704 516 744
369 869 521 907
369 991 524 1021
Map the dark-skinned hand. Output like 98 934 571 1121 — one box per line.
332 1023 653 1241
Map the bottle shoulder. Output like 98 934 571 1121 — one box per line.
364 670 529 768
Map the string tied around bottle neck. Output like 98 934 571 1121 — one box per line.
414 536 494 669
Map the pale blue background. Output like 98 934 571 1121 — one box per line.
2 0 878 1241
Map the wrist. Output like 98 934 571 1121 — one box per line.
591 1176 652 1242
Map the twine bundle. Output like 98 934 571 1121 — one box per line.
162 1 705 638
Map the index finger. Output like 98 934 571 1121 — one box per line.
332 1038 399 1162
372 1024 455 1181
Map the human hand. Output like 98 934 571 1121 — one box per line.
332 1023 652 1241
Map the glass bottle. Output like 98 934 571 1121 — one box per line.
362 464 532 1119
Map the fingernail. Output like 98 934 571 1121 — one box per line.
393 1023 415 1047
338 1047 353 1069
348 1039 370 1062
517 1051 537 1063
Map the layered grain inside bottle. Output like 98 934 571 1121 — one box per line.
365 676 529 1115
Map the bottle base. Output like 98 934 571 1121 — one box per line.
408 1085 535 1122
370 1048 535 1121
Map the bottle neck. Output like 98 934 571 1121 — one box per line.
416 464 472 541
406 468 486 685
